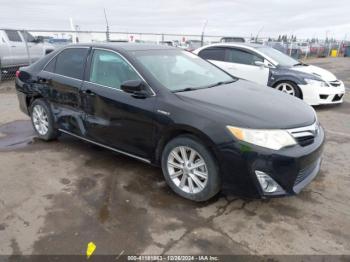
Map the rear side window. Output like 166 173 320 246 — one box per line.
44 57 56 73
5 30 22 42
55 48 88 79
198 48 225 61
89 49 141 89
226 48 263 65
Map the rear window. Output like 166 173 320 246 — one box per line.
198 48 226 61
54 48 88 79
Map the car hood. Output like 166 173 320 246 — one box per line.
291 64 337 82
176 80 316 129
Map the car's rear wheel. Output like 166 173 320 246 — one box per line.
161 135 221 201
274 81 301 98
30 99 58 141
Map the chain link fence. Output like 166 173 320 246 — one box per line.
1 29 348 84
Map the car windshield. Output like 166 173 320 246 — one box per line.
257 46 299 67
132 50 235 92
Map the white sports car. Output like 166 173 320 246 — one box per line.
194 43 345 105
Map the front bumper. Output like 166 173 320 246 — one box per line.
298 80 345 105
216 126 325 198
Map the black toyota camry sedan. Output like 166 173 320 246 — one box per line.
15 43 324 201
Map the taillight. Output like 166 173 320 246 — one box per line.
16 70 21 78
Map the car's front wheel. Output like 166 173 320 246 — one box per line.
274 81 301 98
30 99 58 141
161 135 221 201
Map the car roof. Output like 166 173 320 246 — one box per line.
202 42 264 49
65 42 176 52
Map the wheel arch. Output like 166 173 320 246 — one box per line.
154 124 220 166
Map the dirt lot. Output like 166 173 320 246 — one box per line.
0 57 349 256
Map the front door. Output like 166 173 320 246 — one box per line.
222 47 269 85
81 49 156 159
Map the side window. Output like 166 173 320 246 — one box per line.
226 48 263 66
5 30 22 42
89 49 141 89
44 57 56 73
55 48 88 79
198 48 225 61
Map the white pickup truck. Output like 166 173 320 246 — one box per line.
0 29 55 81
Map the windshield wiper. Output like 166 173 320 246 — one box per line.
206 80 236 88
172 87 200 93
173 80 236 93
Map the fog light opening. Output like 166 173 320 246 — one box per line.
255 171 279 193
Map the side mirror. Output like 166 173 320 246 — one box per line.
254 61 266 67
121 80 149 98
31 36 42 43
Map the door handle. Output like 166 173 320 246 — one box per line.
82 89 95 96
38 77 49 84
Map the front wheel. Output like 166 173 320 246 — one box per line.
274 81 301 98
30 99 58 141
161 135 221 201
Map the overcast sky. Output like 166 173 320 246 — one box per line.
1 0 350 39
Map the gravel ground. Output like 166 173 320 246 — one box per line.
0 57 349 257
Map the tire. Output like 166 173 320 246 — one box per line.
30 99 58 141
161 135 221 201
274 81 301 98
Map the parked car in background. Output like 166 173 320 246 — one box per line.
195 43 345 105
0 29 54 80
297 42 310 55
220 37 245 43
16 43 324 201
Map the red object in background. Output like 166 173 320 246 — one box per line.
16 70 20 78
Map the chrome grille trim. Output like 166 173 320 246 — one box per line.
287 122 319 146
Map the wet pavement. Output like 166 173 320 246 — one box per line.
0 58 350 256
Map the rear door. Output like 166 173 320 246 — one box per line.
80 48 156 159
197 47 229 74
4 30 28 66
37 47 89 134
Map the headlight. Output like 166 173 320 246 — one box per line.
227 126 297 150
304 78 329 87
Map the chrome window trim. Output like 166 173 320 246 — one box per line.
58 129 151 164
43 71 84 82
90 47 156 96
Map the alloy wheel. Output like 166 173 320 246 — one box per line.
275 82 296 96
32 104 49 135
167 146 208 194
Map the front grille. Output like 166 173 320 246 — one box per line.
329 80 341 87
288 122 319 147
295 158 321 185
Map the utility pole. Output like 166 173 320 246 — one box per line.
104 8 110 42
201 20 208 47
